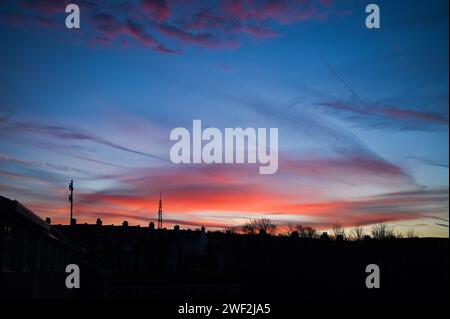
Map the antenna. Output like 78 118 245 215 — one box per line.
69 180 74 225
157 192 163 229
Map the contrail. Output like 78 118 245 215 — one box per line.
323 61 368 108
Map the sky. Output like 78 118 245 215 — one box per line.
0 0 448 237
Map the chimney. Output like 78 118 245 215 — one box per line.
96 218 102 226
70 218 77 226
149 222 155 230
45 217 51 224
122 220 128 227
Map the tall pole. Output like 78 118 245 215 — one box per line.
157 192 163 229
69 180 73 225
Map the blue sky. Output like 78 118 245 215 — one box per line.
0 0 448 236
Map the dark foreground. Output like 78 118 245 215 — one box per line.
1 195 448 302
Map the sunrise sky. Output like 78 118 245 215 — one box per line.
0 0 448 236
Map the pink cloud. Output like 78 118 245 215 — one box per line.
239 25 279 38
18 0 69 14
1 144 444 231
319 100 449 126
89 14 180 53
382 106 449 125
3 0 350 54
280 154 413 185
140 0 171 21
217 63 234 72
158 23 220 47
0 12 29 26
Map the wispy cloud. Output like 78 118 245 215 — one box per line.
0 153 113 179
280 154 414 185
314 99 449 131
408 156 449 168
235 94 415 186
312 62 449 131
275 188 449 227
1 119 169 162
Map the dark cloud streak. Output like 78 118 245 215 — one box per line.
1 120 169 163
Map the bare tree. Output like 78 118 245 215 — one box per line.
287 223 297 236
406 228 418 238
332 223 346 239
224 226 236 234
350 225 365 241
242 218 277 235
291 224 317 238
296 224 307 238
257 218 278 235
371 221 395 239
242 219 259 235
305 226 317 239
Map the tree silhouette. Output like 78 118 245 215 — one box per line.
332 223 346 239
406 228 418 238
396 231 404 239
242 219 259 235
242 218 277 235
224 226 236 234
350 225 365 241
371 221 395 239
294 224 317 238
